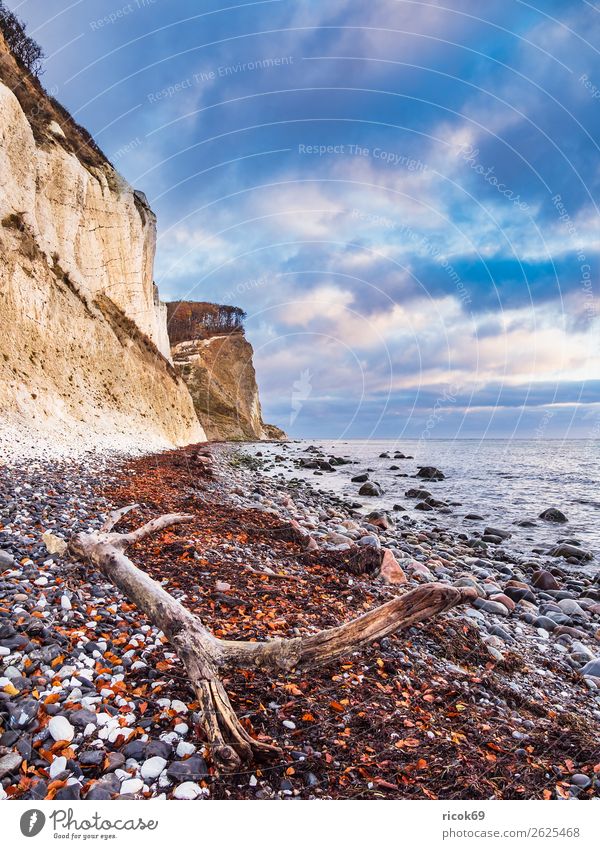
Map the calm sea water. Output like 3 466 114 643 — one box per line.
246 439 600 566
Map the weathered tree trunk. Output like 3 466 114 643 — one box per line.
66 507 476 772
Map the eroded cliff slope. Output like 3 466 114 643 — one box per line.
168 302 285 441
0 35 205 454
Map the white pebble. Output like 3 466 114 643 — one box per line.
140 756 167 781
49 756 67 779
48 716 75 743
173 781 201 800
120 778 143 795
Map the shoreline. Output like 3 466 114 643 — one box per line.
0 442 598 800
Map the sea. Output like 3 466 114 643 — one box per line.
244 439 600 568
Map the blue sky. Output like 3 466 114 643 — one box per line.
8 0 600 438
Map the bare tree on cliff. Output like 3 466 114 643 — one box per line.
167 301 247 344
0 2 44 76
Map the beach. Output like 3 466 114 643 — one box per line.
0 441 599 800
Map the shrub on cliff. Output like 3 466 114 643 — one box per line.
0 2 44 76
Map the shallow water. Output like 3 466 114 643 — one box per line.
245 439 600 567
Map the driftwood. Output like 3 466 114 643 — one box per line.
68 507 476 772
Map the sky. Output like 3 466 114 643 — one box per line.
6 0 600 439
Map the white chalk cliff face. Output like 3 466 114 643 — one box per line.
0 36 205 452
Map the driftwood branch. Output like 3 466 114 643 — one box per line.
67 506 476 772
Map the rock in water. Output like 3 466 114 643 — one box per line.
364 510 392 530
417 466 445 480
539 507 568 523
358 482 383 497
548 543 592 561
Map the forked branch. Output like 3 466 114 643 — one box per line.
65 506 476 772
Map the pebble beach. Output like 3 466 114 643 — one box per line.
0 440 599 800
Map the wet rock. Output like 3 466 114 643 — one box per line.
484 527 511 540
416 467 445 481
539 507 568 523
351 474 369 483
532 570 560 591
405 488 431 500
475 599 509 616
358 482 383 497
548 543 592 561
364 510 392 530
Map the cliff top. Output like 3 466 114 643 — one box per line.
166 300 247 345
0 27 110 172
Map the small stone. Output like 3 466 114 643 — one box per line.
379 549 407 585
0 751 23 779
571 773 591 789
283 720 296 730
141 756 167 781
166 756 208 782
580 658 600 678
79 750 105 767
173 781 202 800
49 756 68 779
120 778 144 795
48 716 75 743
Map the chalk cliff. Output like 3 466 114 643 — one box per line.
0 33 205 453
170 327 286 442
